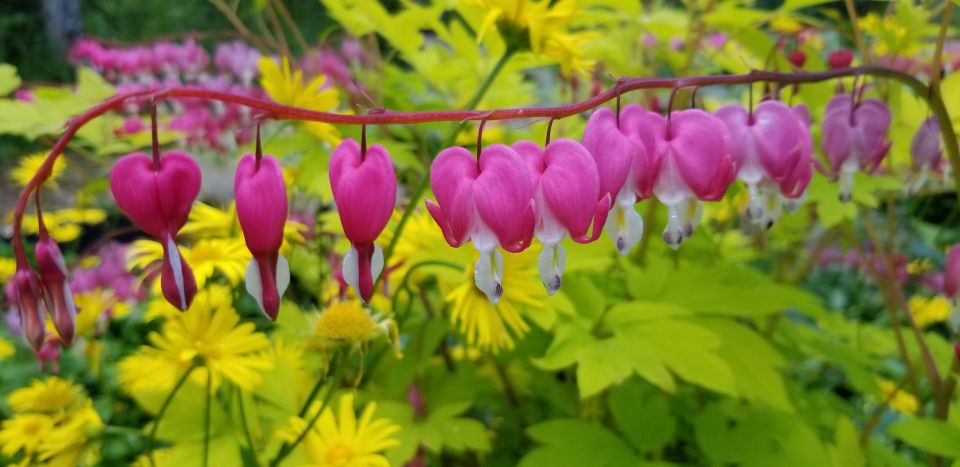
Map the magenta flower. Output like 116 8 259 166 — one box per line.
235 153 290 320
330 139 397 302
582 106 652 255
946 245 960 331
110 151 201 311
821 94 892 202
514 139 610 294
909 117 944 193
426 144 535 303
12 267 46 352
715 100 813 227
35 234 77 345
946 245 960 299
630 108 734 248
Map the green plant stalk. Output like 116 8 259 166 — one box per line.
203 371 213 467
270 351 344 466
148 363 199 467
380 47 516 275
235 386 258 465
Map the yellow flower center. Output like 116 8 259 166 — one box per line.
325 442 355 465
314 302 378 342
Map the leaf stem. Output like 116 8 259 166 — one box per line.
148 363 198 467
269 351 344 466
203 371 212 467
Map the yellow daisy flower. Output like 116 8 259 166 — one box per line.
144 283 235 322
908 295 952 328
469 0 596 75
19 208 107 243
8 377 83 415
259 56 341 145
38 401 103 466
0 336 15 360
877 379 918 415
446 246 544 353
389 211 545 353
291 393 400 467
0 413 54 457
11 153 67 188
126 238 250 289
118 302 272 393
0 256 16 287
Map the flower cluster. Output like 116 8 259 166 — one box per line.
0 378 103 465
69 38 266 151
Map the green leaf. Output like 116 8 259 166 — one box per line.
0 63 21 96
520 419 640 467
888 418 960 458
829 417 865 467
696 403 832 466
706 319 793 411
608 379 676 454
576 337 634 398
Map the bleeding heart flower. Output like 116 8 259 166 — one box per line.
110 151 201 310
329 138 397 302
582 105 655 255
235 153 290 320
909 117 944 193
821 94 892 202
35 234 77 345
715 100 812 227
12 267 46 352
630 108 734 248
947 245 960 331
827 49 854 69
514 139 610 294
946 245 960 299
426 144 535 303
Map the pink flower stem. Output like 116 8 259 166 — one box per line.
10 65 960 267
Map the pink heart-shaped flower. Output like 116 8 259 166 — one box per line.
329 138 397 302
514 139 609 243
110 151 201 239
235 153 290 320
110 151 201 311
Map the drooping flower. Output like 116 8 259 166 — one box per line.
235 153 290 320
625 108 735 248
715 100 813 227
514 139 609 293
820 93 892 202
11 267 46 352
284 393 400 467
329 139 397 302
110 151 202 311
581 106 652 255
909 117 944 193
426 144 535 303
827 49 854 69
35 229 77 345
